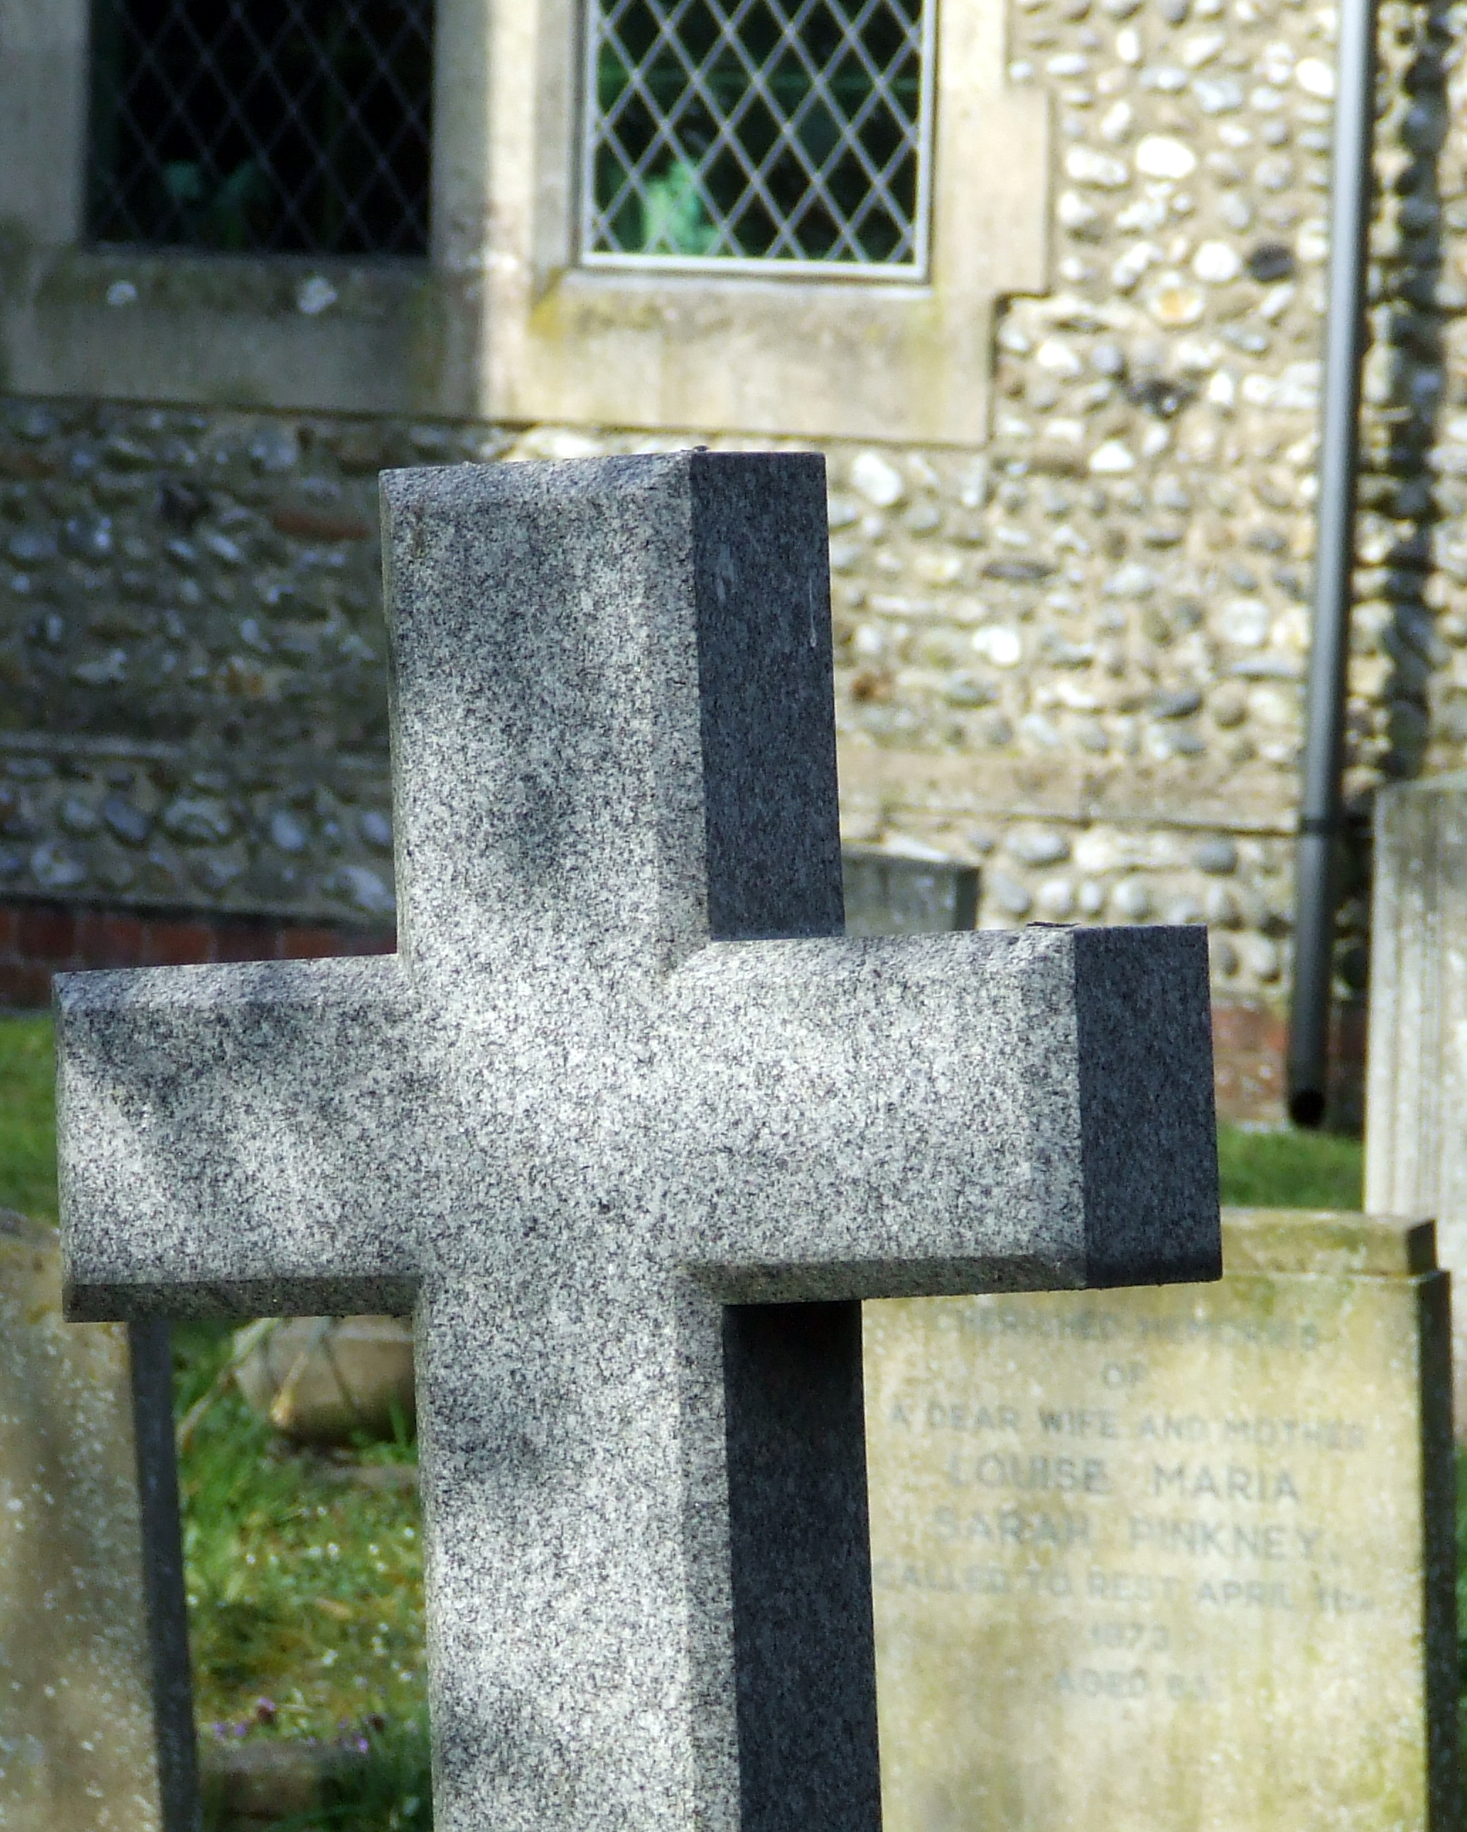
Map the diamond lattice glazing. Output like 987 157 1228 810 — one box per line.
582 0 932 273
89 0 434 256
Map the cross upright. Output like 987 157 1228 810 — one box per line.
58 453 1220 1832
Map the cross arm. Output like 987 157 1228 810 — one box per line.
57 956 425 1321
661 923 1219 1302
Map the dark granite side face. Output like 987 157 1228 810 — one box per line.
724 1302 879 1832
57 454 1220 1832
1073 925 1221 1287
689 453 844 942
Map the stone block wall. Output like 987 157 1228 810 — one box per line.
0 399 1300 987
0 394 1322 1120
0 385 1371 1118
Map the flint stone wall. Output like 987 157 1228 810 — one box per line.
0 401 1306 998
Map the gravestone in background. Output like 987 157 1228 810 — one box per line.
56 454 1219 1832
1364 772 1467 1432
866 1208 1459 1832
840 850 979 938
233 1314 416 1445
0 1212 197 1832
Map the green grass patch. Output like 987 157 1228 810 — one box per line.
1217 1121 1363 1211
176 1322 430 1828
0 1014 56 1222
175 1327 428 1749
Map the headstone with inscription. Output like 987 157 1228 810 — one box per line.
866 1207 1459 1832
56 454 1219 1832
0 1211 196 1832
1365 771 1467 1433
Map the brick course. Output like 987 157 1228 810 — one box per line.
0 901 394 1009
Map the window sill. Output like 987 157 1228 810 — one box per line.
510 262 980 446
0 247 477 419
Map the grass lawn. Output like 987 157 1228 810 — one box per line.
0 1013 1375 1826
176 1323 431 1830
1216 1121 1362 1210
0 1014 58 1222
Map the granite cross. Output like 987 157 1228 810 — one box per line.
58 453 1220 1832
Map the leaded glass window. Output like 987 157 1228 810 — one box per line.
88 0 435 256
582 0 934 276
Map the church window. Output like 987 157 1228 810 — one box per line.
581 0 934 275
88 0 435 256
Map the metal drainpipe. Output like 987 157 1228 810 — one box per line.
1286 0 1379 1128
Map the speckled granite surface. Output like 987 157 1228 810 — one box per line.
59 453 1219 1832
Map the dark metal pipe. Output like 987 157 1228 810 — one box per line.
1287 0 1379 1128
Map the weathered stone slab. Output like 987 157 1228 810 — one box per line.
1366 772 1467 1431
199 1740 368 1832
866 1207 1458 1832
0 1212 196 1832
840 849 978 937
233 1315 416 1445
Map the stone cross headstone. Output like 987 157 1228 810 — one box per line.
865 1207 1459 1832
0 1212 197 1832
1364 772 1467 1430
57 454 1220 1832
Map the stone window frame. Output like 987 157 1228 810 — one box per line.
0 0 481 420
487 0 1052 444
0 0 1050 444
